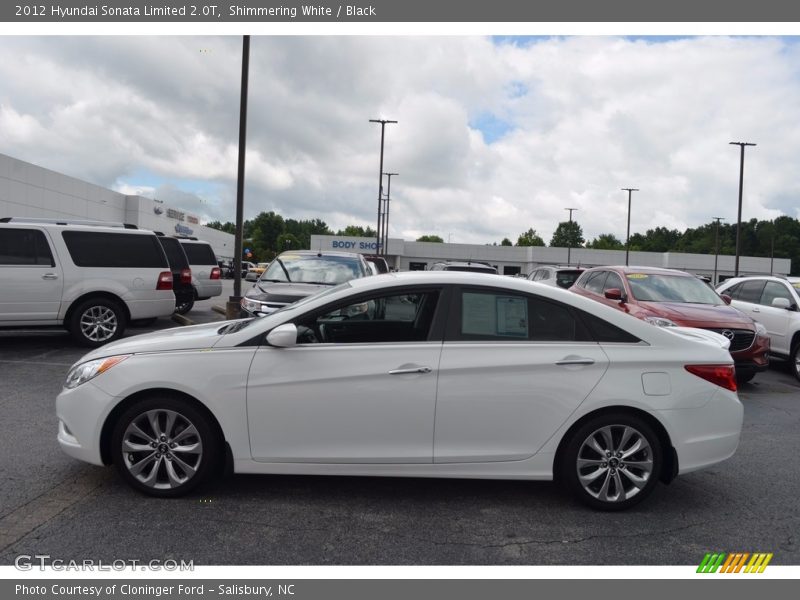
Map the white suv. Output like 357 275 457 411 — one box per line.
0 218 176 346
177 238 222 307
717 276 800 380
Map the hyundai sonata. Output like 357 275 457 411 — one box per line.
57 271 743 510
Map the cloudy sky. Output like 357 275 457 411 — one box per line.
2 35 799 244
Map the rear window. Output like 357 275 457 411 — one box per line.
156 237 190 270
62 231 167 268
0 228 54 266
181 242 217 265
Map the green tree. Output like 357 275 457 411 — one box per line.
416 235 444 243
550 221 584 248
586 233 624 250
516 228 545 247
337 225 377 237
500 238 513 246
204 220 236 234
276 233 301 251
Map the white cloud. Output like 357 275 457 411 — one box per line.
1 35 800 245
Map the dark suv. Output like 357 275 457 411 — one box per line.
241 250 371 316
155 235 194 315
571 265 770 383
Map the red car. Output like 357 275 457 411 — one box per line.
571 266 770 383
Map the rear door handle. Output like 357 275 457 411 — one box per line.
42 273 59 280
751 308 760 313
389 366 432 375
556 357 595 366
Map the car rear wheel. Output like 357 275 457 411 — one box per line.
175 298 194 315
791 343 800 382
69 298 126 347
560 413 662 511
111 396 219 497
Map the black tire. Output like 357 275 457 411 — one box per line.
736 371 756 385
175 298 194 315
68 297 126 347
560 412 663 511
791 343 800 382
110 395 219 498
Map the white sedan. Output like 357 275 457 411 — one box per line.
56 271 743 510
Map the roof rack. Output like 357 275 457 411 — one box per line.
0 217 138 229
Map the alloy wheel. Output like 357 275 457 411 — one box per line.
79 306 119 342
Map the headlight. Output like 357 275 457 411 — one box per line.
64 355 131 389
644 316 678 328
241 297 263 314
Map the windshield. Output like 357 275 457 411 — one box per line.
262 254 365 285
626 273 723 304
556 270 583 288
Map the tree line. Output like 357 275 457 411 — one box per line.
206 212 800 274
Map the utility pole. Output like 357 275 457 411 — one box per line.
621 188 639 266
382 173 398 257
730 141 756 277
712 217 724 285
564 207 578 266
369 119 397 255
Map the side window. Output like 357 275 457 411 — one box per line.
181 242 217 265
540 270 551 281
583 271 609 294
603 271 625 292
62 231 167 268
760 281 793 307
724 283 741 299
455 289 590 342
0 229 54 266
296 290 441 344
737 280 766 304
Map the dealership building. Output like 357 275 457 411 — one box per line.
1 153 791 282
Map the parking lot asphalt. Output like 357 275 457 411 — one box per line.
0 279 798 566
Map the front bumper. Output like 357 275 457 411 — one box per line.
56 381 117 466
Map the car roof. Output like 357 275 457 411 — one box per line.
280 250 364 259
584 265 693 276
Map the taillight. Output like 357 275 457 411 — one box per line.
685 364 737 392
156 271 173 290
181 268 192 285
210 267 221 280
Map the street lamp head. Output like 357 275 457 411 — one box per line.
729 141 756 147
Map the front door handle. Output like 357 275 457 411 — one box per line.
751 307 760 313
556 357 595 366
42 273 59 280
389 366 432 375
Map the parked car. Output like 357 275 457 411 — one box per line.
364 254 390 274
716 276 800 381
430 261 497 274
245 262 270 282
154 234 194 315
0 217 175 346
241 250 370 317
571 266 770 383
57 271 743 509
177 238 222 302
528 265 585 289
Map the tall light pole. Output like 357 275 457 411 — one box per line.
370 119 397 255
382 172 398 257
564 207 578 265
621 188 638 266
712 217 724 285
730 141 756 277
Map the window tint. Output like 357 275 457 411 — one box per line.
155 237 190 270
575 309 641 344
296 290 441 344
735 280 766 304
604 271 625 292
583 271 608 294
62 231 167 268
181 242 217 265
0 229 54 266
760 281 793 306
555 269 583 289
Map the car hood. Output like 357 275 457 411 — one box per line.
77 321 236 362
245 281 330 303
638 301 754 327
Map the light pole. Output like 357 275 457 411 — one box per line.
564 207 578 265
622 188 638 266
382 172 398 256
370 119 397 255
730 141 756 277
712 217 724 285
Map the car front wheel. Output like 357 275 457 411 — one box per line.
560 413 662 511
791 343 800 382
111 396 219 497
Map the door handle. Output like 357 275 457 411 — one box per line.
751 308 760 313
42 273 59 280
389 366 432 375
555 357 595 366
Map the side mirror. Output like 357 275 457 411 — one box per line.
772 297 791 310
721 294 732 305
604 288 626 302
266 323 298 347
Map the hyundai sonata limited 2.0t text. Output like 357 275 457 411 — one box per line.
57 271 743 510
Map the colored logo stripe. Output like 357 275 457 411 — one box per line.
697 552 773 573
